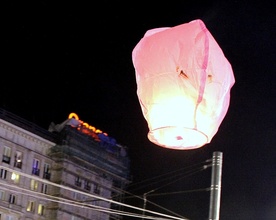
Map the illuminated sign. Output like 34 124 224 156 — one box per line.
68 113 118 147
68 112 107 135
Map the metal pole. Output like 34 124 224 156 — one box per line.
208 151 223 220
141 193 147 220
141 189 155 219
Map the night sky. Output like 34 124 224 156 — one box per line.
2 1 275 219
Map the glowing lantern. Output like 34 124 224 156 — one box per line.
132 19 235 150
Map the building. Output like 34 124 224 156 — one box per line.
0 109 131 220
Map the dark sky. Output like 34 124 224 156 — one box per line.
2 1 276 219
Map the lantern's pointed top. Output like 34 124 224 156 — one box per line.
132 19 235 150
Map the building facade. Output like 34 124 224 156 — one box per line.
0 109 130 220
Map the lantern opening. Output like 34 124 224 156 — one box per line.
148 126 208 150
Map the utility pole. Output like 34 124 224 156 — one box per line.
208 151 223 220
141 190 155 219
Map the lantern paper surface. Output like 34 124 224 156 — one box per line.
132 19 235 150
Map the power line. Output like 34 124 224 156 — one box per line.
128 159 212 193
0 165 188 220
123 159 212 219
146 187 210 197
0 183 175 220
1 158 212 219
111 187 188 219
143 165 210 194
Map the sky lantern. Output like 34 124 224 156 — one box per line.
132 19 235 150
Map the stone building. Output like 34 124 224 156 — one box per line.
0 109 130 220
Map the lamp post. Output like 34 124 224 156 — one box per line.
208 151 223 220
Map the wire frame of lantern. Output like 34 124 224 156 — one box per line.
132 19 235 150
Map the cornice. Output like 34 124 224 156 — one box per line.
0 119 55 148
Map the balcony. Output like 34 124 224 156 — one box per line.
75 181 82 187
94 188 100 194
14 161 22 169
43 172 51 180
84 184 91 191
2 155 10 164
32 168 40 176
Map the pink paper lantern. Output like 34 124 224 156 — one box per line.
132 19 235 150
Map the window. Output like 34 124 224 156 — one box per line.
72 192 82 201
32 159 40 176
93 183 100 194
9 194 16 204
2 146 11 164
14 151 22 169
5 215 18 220
41 183 47 194
27 201 35 212
75 176 82 187
71 216 82 220
11 173 20 184
84 180 91 191
0 190 5 200
30 179 38 191
43 163 51 180
37 204 44 215
0 169 7 179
